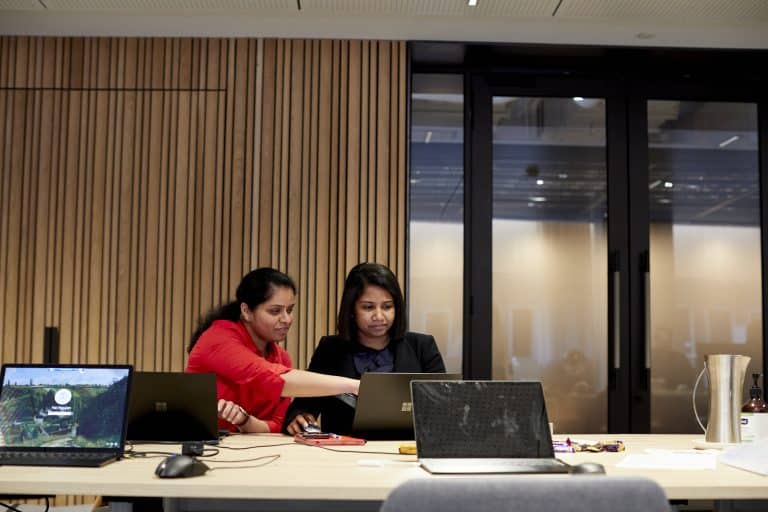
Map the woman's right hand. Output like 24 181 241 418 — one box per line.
217 398 249 427
346 377 360 395
285 413 318 435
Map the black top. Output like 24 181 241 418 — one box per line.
283 332 446 435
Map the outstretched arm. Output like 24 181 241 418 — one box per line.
280 369 359 397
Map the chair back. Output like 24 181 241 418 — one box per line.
380 476 670 512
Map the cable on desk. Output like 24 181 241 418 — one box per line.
123 449 176 459
128 440 184 445
311 445 411 456
213 442 296 450
206 454 281 470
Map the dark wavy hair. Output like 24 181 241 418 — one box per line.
188 267 297 352
337 262 405 343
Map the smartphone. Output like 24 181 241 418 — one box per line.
294 433 367 446
296 431 332 439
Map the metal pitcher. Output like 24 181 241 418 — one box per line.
693 354 751 443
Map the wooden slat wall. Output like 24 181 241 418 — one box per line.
0 36 407 375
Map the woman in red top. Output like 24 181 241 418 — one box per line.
186 268 359 433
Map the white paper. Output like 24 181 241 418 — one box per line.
720 443 768 476
616 450 717 470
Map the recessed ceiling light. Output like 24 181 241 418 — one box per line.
530 196 547 202
468 0 478 5
536 179 544 186
664 181 673 188
424 131 432 144
573 96 585 102
558 173 568 179
719 135 739 148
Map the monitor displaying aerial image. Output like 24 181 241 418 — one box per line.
0 366 130 449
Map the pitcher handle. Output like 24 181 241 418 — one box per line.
692 366 707 433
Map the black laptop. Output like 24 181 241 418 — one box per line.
0 364 132 467
347 372 460 440
126 371 218 442
411 380 569 474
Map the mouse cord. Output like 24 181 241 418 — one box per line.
311 445 411 455
206 454 281 469
214 442 296 450
123 450 176 459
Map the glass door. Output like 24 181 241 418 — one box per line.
465 76 765 434
490 95 609 433
644 100 763 433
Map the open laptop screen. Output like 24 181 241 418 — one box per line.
351 372 461 440
126 371 218 442
0 365 131 450
411 380 555 459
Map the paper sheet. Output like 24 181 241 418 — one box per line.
616 449 718 470
720 443 768 476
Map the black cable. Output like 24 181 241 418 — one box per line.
124 450 176 459
205 454 281 463
198 448 220 457
311 445 411 456
127 440 184 446
206 454 281 468
44 497 49 512
214 442 296 450
0 502 22 512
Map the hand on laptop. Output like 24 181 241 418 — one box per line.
285 413 319 435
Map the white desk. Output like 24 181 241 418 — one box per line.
0 434 766 510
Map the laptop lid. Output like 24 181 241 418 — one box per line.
126 371 218 442
411 380 555 459
0 364 132 454
351 372 461 440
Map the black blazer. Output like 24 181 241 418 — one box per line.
283 332 446 435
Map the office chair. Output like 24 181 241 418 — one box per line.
380 476 670 512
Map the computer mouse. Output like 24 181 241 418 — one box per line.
155 454 210 478
569 462 606 475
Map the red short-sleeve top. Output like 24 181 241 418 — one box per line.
186 319 292 433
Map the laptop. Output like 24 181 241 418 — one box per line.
0 364 132 467
411 380 570 474
348 372 461 440
126 371 218 442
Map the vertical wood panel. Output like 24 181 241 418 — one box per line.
0 33 406 404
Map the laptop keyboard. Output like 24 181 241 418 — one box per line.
0 451 117 467
420 457 570 474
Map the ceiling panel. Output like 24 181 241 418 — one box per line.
557 0 768 23
39 0 294 10
0 0 42 9
302 0 559 17
1 0 766 50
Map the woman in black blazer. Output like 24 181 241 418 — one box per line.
283 263 446 435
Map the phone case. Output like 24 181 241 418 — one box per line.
294 433 367 446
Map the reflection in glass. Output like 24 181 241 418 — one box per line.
408 74 463 373
648 101 762 433
492 97 608 433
